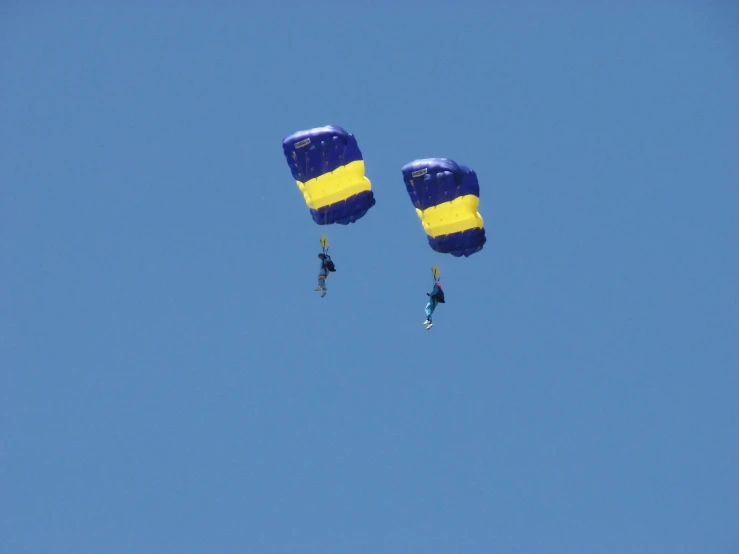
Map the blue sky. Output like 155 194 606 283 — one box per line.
2 2 738 553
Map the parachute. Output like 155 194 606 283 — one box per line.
282 125 376 225
401 158 486 257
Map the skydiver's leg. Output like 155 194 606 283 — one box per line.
426 300 438 329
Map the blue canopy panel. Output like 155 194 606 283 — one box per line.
401 158 486 257
282 125 376 225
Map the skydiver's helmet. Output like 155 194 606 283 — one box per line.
435 281 442 288
318 253 326 259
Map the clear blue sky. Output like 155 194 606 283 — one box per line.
2 2 738 553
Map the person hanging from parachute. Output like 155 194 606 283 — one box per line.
315 235 335 297
282 125 375 298
424 266 445 330
399 159 483 329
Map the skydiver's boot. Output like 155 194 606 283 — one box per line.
426 322 433 330
321 289 327 298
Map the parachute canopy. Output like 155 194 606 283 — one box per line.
282 125 376 225
401 158 486 257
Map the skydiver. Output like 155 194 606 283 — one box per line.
424 281 445 330
315 253 335 297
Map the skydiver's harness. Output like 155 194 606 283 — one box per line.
428 288 445 303
321 243 336 273
318 254 334 287
428 269 445 303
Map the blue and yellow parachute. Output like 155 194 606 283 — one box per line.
282 125 376 225
401 158 486 257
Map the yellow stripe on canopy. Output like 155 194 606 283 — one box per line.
296 160 372 211
415 194 484 238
